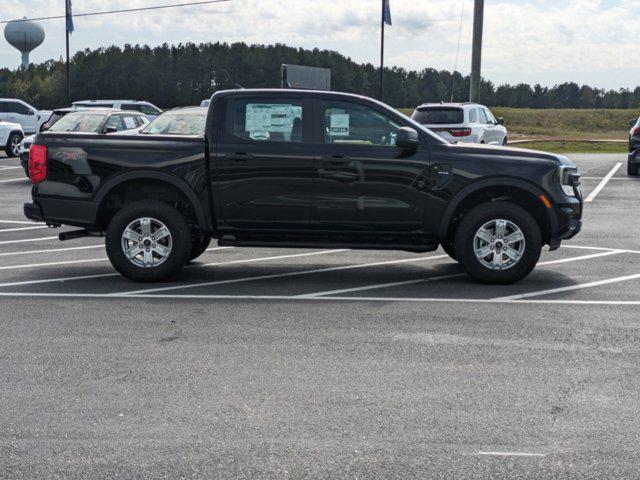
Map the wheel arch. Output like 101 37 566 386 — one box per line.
438 178 558 245
94 171 210 231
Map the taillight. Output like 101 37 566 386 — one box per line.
29 144 47 184
449 128 472 137
632 127 640 136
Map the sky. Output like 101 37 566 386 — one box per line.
0 0 635 90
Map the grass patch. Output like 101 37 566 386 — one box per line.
511 141 626 154
399 107 636 141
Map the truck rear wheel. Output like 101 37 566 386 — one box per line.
105 200 192 282
454 201 542 284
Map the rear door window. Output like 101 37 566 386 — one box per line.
229 98 304 143
412 107 463 125
478 108 488 124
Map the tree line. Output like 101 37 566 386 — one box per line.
0 41 637 110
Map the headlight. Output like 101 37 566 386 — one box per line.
559 166 580 197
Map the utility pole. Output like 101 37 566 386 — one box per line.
65 0 71 102
379 0 385 101
469 0 484 102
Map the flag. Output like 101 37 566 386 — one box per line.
383 0 392 26
66 0 74 34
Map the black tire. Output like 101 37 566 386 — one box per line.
5 132 22 158
105 200 192 282
441 239 457 261
502 137 508 146
189 234 212 262
454 201 542 284
628 161 639 176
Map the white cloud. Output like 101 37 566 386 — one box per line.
0 0 637 89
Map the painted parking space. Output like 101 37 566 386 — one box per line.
0 152 637 306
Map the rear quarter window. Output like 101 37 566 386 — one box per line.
412 108 464 125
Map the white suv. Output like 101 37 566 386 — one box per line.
72 100 162 120
411 102 508 145
0 99 51 135
0 121 24 158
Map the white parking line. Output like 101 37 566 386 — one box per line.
0 244 104 258
0 220 43 225
295 250 623 298
0 236 58 245
0 292 640 306
0 178 26 183
585 162 622 202
0 225 48 233
117 254 448 296
477 451 546 458
0 258 108 271
0 249 346 289
0 166 22 171
535 249 622 265
297 273 465 298
494 271 640 301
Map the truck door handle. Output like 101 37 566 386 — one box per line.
227 152 253 162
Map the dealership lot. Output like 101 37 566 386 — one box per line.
2 152 640 478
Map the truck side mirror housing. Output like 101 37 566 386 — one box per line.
396 127 419 150
497 117 505 125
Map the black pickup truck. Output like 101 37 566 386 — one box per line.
24 89 583 284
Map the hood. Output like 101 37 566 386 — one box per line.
0 120 23 131
443 142 573 167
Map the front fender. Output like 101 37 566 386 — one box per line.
437 177 559 239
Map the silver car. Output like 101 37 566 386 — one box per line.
411 102 508 145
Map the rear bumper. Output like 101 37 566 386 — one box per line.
23 202 44 223
24 198 97 228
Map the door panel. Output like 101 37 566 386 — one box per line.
213 97 315 231
313 100 430 233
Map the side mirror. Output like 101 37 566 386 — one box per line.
27 110 35 116
40 123 50 132
497 117 505 125
396 127 419 150
629 119 637 128
103 126 118 134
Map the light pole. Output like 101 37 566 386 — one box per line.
469 0 484 102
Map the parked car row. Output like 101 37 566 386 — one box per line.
23 89 582 286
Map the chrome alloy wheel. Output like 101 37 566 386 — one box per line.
10 135 21 156
121 217 172 268
473 219 525 271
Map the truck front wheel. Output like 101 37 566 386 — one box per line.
105 200 192 282
454 201 542 284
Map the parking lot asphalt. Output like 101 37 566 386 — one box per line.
1 152 640 479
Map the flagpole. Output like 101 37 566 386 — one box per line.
65 0 71 102
379 0 385 101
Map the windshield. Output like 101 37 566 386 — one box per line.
412 107 464 125
141 111 206 136
48 112 105 133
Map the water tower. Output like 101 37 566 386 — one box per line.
4 17 45 69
